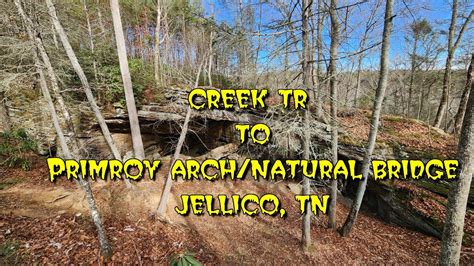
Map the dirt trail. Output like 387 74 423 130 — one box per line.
0 161 473 264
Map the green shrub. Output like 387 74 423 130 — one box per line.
0 129 36 170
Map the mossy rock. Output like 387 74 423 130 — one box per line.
416 179 474 208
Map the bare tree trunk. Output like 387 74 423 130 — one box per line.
453 54 473 135
301 0 312 249
353 54 363 109
38 59 112 259
433 0 455 128
163 10 170 69
154 57 205 218
110 0 146 160
19 0 79 150
315 0 323 117
417 86 424 120
0 96 9 132
327 0 339 230
96 0 106 34
339 0 393 236
255 0 263 73
353 1 379 109
15 0 112 259
301 1 313 245
45 0 131 187
154 0 162 87
407 37 418 117
208 31 214 87
418 79 436 120
82 0 98 83
310 4 317 101
440 63 474 265
46 0 119 159
434 3 473 128
51 18 58 49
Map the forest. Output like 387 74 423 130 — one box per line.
0 0 473 264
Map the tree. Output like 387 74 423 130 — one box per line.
433 1 473 128
82 0 99 83
327 0 340 230
154 0 163 87
314 0 323 117
414 21 441 121
353 0 380 109
14 0 112 259
0 97 9 132
406 19 432 117
208 30 214 87
154 52 206 218
301 0 313 249
339 0 393 237
453 54 473 135
45 0 127 169
28 13 79 150
110 0 146 160
439 55 473 265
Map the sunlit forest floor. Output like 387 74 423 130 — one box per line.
0 154 472 264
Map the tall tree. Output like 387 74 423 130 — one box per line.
315 0 323 117
110 0 146 159
301 0 313 249
154 0 163 87
28 15 79 149
45 0 125 163
82 0 99 83
406 19 432 117
440 56 473 265
208 31 214 87
327 0 340 229
311 0 324 118
353 0 380 108
15 0 112 259
339 0 393 236
154 53 206 218
433 2 473 128
453 54 473 135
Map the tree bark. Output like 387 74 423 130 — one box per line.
433 3 473 128
45 0 131 187
208 31 214 87
440 58 474 265
315 0 323 117
82 0 98 83
327 0 340 230
353 53 363 109
433 0 456 129
0 96 9 133
453 54 473 136
339 0 393 237
154 56 205 218
154 0 162 87
407 37 418 117
51 18 58 49
301 0 313 249
15 0 112 259
19 0 79 151
110 0 146 160
96 0 106 34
